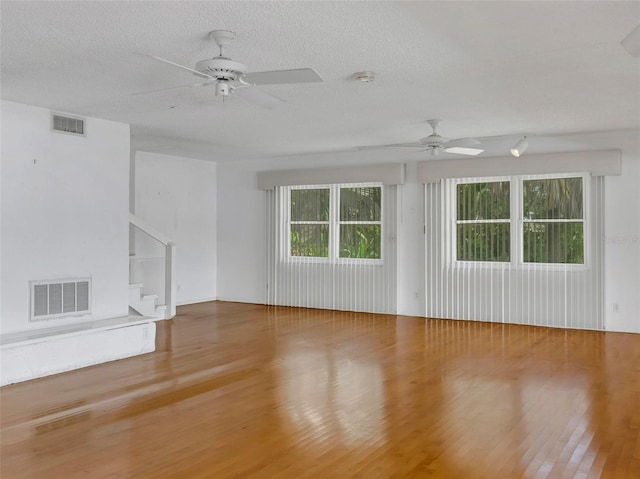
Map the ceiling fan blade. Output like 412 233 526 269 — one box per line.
358 142 424 150
242 68 323 85
133 82 211 96
135 53 213 80
234 86 286 109
621 22 640 57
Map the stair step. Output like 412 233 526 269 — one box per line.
129 282 165 320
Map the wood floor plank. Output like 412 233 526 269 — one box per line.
1 301 640 478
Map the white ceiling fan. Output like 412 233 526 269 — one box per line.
135 30 324 108
360 119 485 156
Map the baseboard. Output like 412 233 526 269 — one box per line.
176 297 218 306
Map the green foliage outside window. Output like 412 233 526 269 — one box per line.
456 177 585 264
523 222 584 264
289 186 382 260
523 177 583 220
290 189 329 257
339 187 381 259
522 177 584 264
340 225 381 259
291 189 330 222
340 187 381 221
456 181 510 262
457 181 510 220
290 224 329 257
457 223 510 262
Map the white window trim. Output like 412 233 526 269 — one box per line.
450 173 589 270
286 184 331 263
284 183 384 264
451 176 512 268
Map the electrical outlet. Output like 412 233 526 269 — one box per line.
613 303 619 313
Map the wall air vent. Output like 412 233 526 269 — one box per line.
30 278 91 321
51 113 85 136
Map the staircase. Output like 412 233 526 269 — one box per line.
128 283 167 319
129 213 176 321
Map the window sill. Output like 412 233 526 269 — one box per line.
283 258 384 266
449 261 589 272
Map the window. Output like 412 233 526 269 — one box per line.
453 175 586 265
339 186 381 259
288 184 382 261
456 181 511 262
290 188 330 257
522 177 584 264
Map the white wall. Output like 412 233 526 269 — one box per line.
135 152 217 305
603 133 640 332
396 163 426 317
1 100 130 334
217 161 267 303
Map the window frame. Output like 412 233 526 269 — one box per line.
450 173 589 270
285 182 384 265
453 176 513 265
288 185 331 261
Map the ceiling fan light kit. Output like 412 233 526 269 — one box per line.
444 137 484 155
215 81 231 97
445 146 484 156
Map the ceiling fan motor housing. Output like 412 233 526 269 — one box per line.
421 134 449 148
195 58 247 81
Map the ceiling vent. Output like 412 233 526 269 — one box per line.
51 113 85 136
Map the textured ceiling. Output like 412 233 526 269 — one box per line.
1 1 639 161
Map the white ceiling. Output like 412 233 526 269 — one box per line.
2 1 639 161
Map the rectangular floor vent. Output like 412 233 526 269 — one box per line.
51 113 85 136
30 279 91 321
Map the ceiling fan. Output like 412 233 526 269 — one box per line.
135 30 323 108
360 119 485 156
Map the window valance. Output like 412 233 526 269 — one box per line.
257 163 406 190
418 150 621 183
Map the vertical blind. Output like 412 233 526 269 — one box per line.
425 174 604 329
266 184 398 314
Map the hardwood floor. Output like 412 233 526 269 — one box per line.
1 302 640 478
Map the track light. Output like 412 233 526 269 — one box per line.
510 136 528 157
